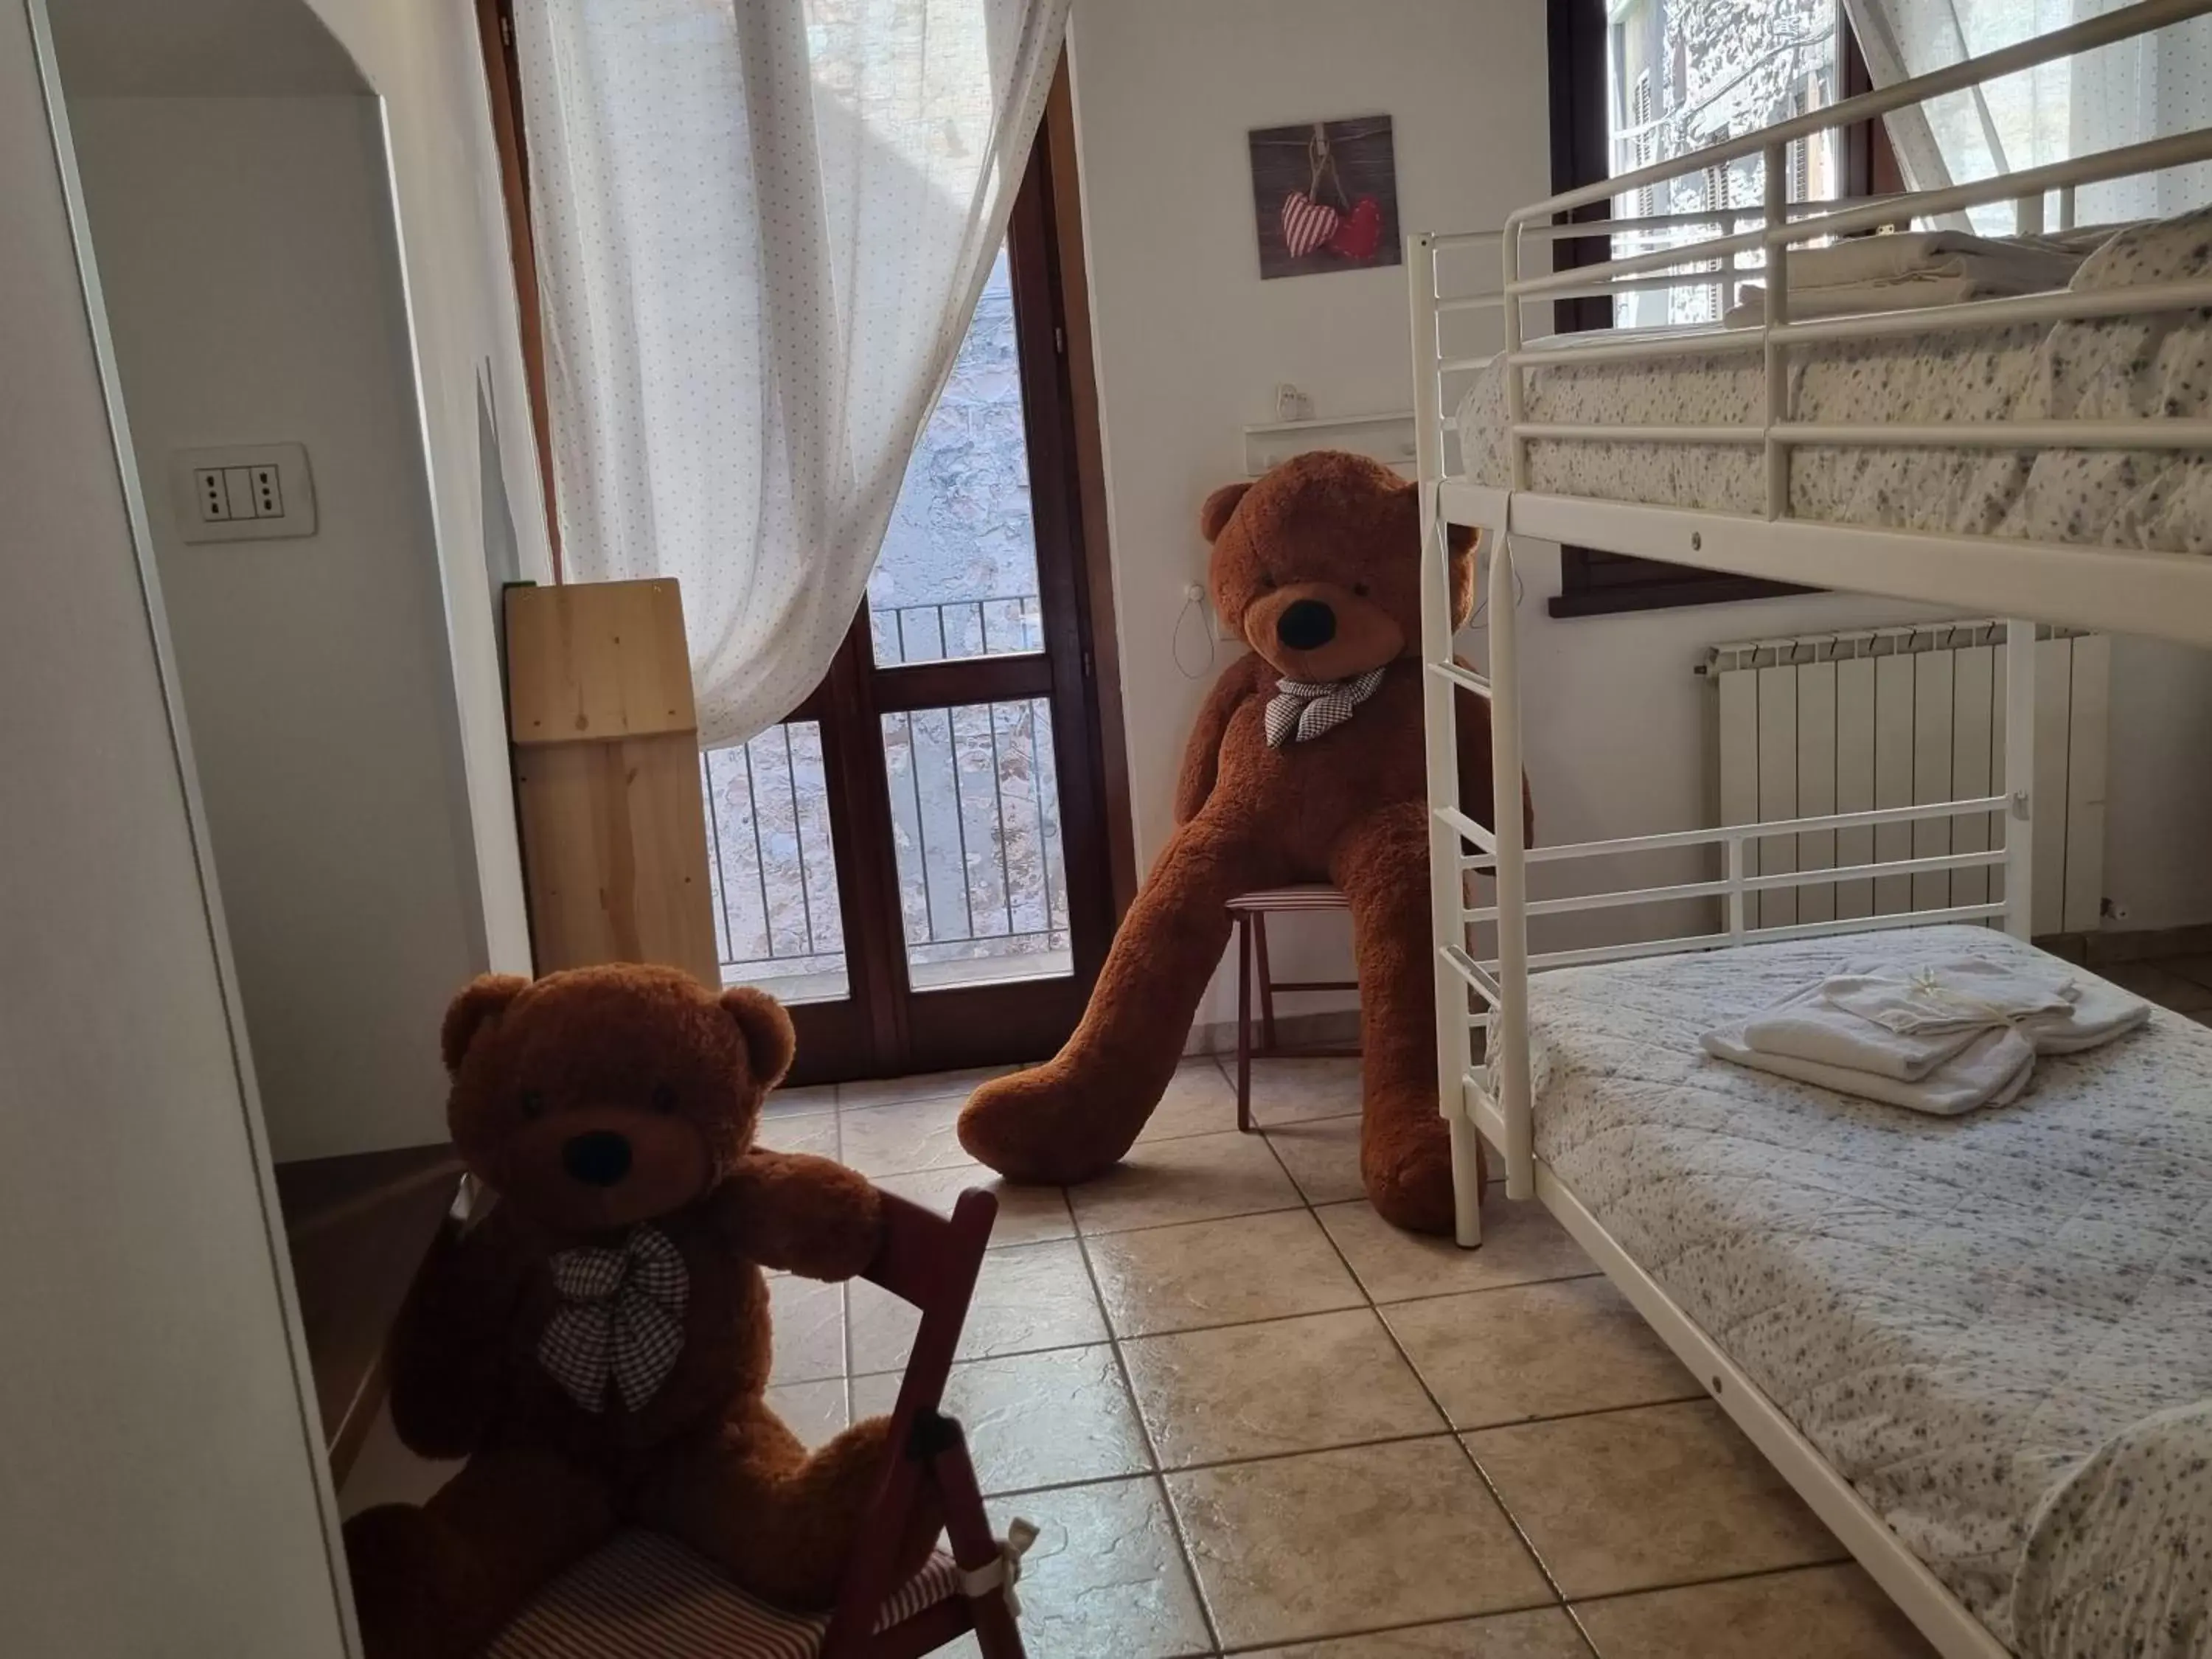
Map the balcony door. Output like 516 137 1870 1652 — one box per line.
700 119 1120 1085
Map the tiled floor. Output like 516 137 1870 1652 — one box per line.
759 1053 1928 1659
328 956 2212 1652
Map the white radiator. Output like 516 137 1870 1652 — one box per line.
1706 621 2110 936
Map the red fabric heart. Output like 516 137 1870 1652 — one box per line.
1329 197 1383 260
1280 191 1341 259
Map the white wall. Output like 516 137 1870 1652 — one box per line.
291 0 555 987
72 95 481 1161
1070 0 2212 1040
49 0 563 1155
1 9 349 1649
2106 639 2212 929
1068 0 1559 1029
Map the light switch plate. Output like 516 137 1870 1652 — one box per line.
171 442 316 543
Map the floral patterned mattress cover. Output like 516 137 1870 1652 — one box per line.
1457 207 2212 557
1504 925 2212 1655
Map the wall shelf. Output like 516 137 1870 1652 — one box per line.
1243 409 1418 478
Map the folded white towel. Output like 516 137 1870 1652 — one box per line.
1743 983 1991 1080
1796 231 2088 290
1821 956 2149 1051
2019 975 2152 1053
1776 229 2093 291
1705 954 2148 1116
1702 1020 2036 1116
1725 270 2053 326
1722 230 2093 326
1820 956 2076 1034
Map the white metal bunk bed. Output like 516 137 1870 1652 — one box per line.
1411 3 2212 1656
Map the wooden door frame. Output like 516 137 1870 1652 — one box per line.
478 18 1135 1080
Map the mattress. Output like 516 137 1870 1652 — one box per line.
1503 925 2212 1655
1457 207 2212 555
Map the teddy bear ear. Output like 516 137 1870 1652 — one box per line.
1198 481 1251 543
720 985 797 1091
441 974 530 1074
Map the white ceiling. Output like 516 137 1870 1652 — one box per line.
46 0 369 98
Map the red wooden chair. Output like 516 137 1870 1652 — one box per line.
487 1189 1028 1658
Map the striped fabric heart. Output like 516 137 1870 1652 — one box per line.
1280 191 1341 258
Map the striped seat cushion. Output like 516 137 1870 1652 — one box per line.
1225 884 1349 913
487 1530 964 1658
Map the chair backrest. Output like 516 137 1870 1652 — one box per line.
817 1187 998 1653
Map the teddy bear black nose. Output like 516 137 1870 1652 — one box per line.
562 1130 633 1188
1276 599 1336 650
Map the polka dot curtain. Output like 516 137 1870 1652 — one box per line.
512 0 1071 749
1842 0 2212 231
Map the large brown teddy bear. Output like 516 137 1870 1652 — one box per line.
342 965 935 1658
959 450 1526 1235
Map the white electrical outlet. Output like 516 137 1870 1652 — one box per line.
172 443 316 543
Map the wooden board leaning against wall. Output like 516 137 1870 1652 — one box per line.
505 579 720 987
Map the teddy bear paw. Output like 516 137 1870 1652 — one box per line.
957 1065 1138 1185
1360 1105 1472 1236
343 1504 490 1659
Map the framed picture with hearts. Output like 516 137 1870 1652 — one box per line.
1248 114 1400 280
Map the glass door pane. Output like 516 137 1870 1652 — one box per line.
881 698 1070 990
702 722 848 1003
867 248 1044 666
1606 0 1843 327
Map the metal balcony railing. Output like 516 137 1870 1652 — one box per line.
703 597 1067 992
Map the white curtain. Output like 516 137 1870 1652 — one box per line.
1842 0 2212 228
513 0 1071 749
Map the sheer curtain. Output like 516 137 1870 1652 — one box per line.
513 0 1071 748
1842 0 2212 227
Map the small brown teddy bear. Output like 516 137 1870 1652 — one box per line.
342 964 935 1659
959 450 1528 1235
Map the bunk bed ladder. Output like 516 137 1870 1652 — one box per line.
1410 230 1486 1248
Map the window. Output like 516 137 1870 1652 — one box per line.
1547 0 1897 617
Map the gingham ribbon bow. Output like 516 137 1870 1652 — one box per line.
1265 667 1385 748
535 1225 689 1413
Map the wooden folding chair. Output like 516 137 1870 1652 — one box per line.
486 1188 1027 1658
1228 885 1361 1133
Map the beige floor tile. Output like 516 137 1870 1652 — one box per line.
754 1108 838 1161
1264 1114 1366 1205
1166 1437 1551 1649
837 1064 1015 1113
762 1082 838 1118
985 1476 1212 1659
848 1237 1105 1374
1069 1129 1301 1234
1240 1055 1366 1125
852 1343 1150 1495
1465 1400 1843 1599
763 1378 847 1449
1134 1058 1245 1144
1384 1279 1699 1430
2100 960 2212 1012
1574 1562 1936 1658
837 1094 970 1178
1319 1192 1593 1305
1121 1308 1444 1467
2166 953 2212 991
1087 1209 1365 1339
872 1159 1075 1249
766 1274 846 1385
1244 1608 1588 1658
